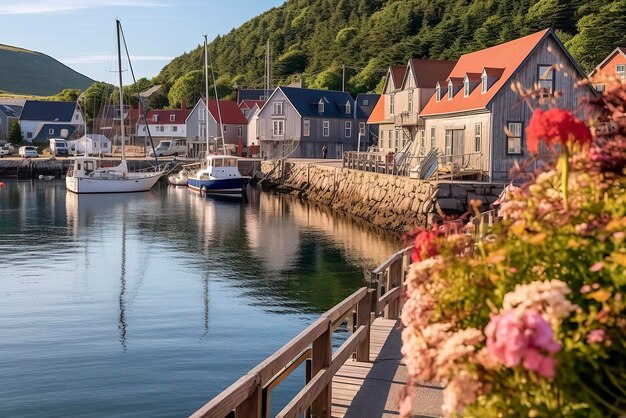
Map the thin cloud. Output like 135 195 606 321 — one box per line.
0 0 167 15
63 55 172 64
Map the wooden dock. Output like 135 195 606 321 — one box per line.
189 246 444 418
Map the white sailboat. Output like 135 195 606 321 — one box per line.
66 19 166 194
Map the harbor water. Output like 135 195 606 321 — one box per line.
0 179 399 417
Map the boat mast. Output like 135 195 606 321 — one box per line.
206 40 226 156
116 19 126 161
204 35 210 155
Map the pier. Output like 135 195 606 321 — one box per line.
190 246 443 418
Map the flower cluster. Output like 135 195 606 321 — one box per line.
401 79 626 417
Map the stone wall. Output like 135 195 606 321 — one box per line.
260 160 506 235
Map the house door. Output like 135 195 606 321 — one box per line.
335 142 343 159
444 130 465 165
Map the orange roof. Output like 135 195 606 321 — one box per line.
421 29 551 116
367 95 385 124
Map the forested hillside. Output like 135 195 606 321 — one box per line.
155 0 625 101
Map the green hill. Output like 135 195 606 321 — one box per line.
0 44 94 96
154 0 626 96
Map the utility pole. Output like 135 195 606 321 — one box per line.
342 65 346 92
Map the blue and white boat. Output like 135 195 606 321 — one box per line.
187 155 250 198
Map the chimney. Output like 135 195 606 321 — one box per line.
180 99 187 109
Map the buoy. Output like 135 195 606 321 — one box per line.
0 182 5 188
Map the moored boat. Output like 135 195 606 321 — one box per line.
187 155 249 198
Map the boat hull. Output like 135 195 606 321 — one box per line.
168 174 188 186
66 173 163 194
187 177 247 198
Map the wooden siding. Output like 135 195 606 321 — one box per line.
488 35 594 180
424 112 491 173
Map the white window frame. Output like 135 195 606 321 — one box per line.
363 99 369 106
152 114 158 122
318 99 325 113
273 101 284 115
435 83 441 102
172 126 178 132
444 130 452 156
408 90 413 113
389 94 395 115
237 126 243 137
430 126 436 150
538 64 554 95
322 120 329 137
48 128 54 135
359 122 365 136
506 122 523 155
474 123 482 153
394 129 399 149
273 120 284 136
448 81 454 99
463 76 470 97
303 119 310 137
617 64 625 80
388 130 392 149
170 114 175 122
345 102 351 115
345 121 351 138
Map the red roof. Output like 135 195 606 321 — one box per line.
142 108 190 124
406 59 457 88
239 100 265 111
206 99 248 125
421 29 551 116
367 95 385 124
384 65 406 92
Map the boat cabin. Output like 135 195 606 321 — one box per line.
68 157 128 179
198 156 242 179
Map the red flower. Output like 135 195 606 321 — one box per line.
526 108 592 154
412 230 438 261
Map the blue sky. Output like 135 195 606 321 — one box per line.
0 0 285 82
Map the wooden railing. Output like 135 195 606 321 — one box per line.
190 246 413 418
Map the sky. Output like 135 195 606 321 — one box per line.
0 0 285 82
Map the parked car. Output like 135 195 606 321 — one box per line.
49 138 69 156
19 146 38 158
148 139 187 157
1 143 15 153
0 147 10 158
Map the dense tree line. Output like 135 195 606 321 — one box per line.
69 0 626 111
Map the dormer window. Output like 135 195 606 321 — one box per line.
435 83 441 102
345 101 351 115
152 114 158 122
448 81 454 100
481 70 488 93
170 114 175 122
318 99 324 113
463 76 470 97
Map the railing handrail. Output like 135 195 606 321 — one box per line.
372 246 412 274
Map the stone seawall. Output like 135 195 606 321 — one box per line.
260 161 506 235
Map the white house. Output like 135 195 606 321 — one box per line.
135 108 190 141
70 134 112 155
19 100 84 143
246 103 262 148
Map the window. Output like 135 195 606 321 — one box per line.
199 124 204 138
322 120 329 137
243 109 249 117
389 94 395 115
152 114 158 122
444 130 452 155
345 102 351 115
273 120 284 136
464 77 470 97
170 114 175 122
595 84 606 93
388 130 392 149
506 122 523 154
303 119 310 137
430 126 436 150
481 71 488 93
436 83 441 102
538 64 554 95
223 125 227 132
474 123 482 152
363 99 369 106
318 99 325 113
345 121 351 137
395 130 399 148
156 126 165 132
172 126 178 132
199 110 205 120
273 101 284 115
420 129 425 149
359 122 365 136
448 81 454 99
75 114 79 120
49 128 54 135
237 126 243 137
408 91 413 113
617 64 625 80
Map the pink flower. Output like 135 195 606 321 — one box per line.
524 311 561 353
580 284 591 294
589 262 604 272
587 329 605 344
485 310 525 367
399 394 412 418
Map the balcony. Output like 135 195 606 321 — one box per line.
393 111 419 126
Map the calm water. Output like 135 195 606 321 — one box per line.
0 179 398 417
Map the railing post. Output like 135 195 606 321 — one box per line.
388 259 402 320
235 376 262 418
356 290 373 362
311 318 331 418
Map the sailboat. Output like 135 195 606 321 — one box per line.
65 19 166 194
187 35 249 198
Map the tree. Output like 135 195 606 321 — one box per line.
82 81 115 128
48 88 81 102
168 70 204 108
308 68 342 91
8 120 22 143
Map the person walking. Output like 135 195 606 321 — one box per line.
322 144 328 159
